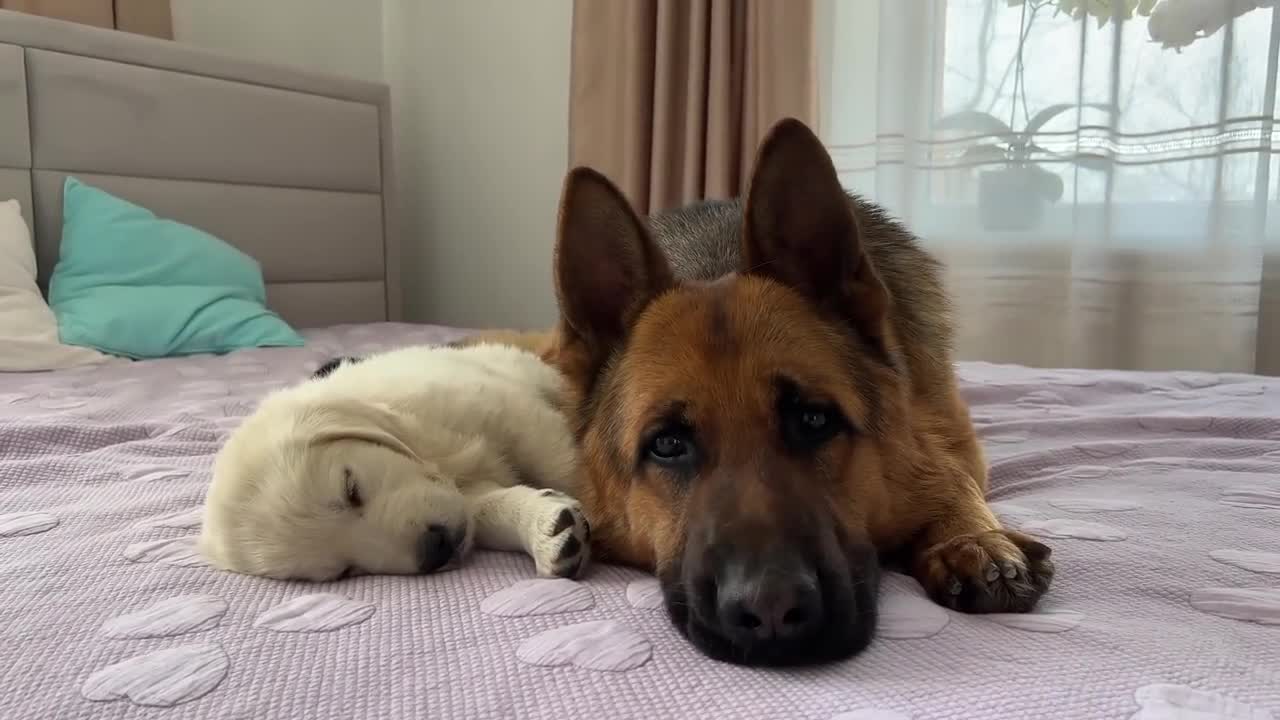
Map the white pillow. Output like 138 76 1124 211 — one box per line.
0 198 116 371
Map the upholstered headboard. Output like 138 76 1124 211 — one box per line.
0 9 401 327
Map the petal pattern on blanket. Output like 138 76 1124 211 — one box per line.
985 609 1084 633
625 578 663 610
878 574 950 639
517 620 651 672
127 466 190 483
254 594 375 632
1047 373 1098 387
1189 588 1280 625
1173 372 1221 389
480 579 595 617
982 430 1029 444
0 511 58 537
1130 683 1274 720
1074 443 1132 459
1209 550 1280 575
124 536 207 567
101 595 227 638
1152 389 1205 401
1022 519 1129 541
1136 415 1214 433
1053 465 1111 479
1017 390 1067 405
1047 497 1141 513
1220 487 1280 510
132 507 204 530
81 644 228 707
1215 383 1267 397
37 397 88 410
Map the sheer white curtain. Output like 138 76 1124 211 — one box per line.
818 0 1279 373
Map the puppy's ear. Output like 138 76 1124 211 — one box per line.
554 167 673 384
741 118 889 349
307 398 422 463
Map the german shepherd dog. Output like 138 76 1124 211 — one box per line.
516 118 1053 667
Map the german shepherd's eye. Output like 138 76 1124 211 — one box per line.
779 392 846 452
343 468 363 508
645 425 698 467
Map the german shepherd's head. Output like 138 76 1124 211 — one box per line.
552 120 904 666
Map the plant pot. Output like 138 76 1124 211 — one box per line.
977 167 1054 232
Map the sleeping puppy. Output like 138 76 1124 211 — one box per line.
199 342 590 581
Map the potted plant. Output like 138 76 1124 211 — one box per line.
935 103 1115 232
1010 0 1272 52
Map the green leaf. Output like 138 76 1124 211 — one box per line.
935 111 1015 139
961 143 1011 166
1024 102 1118 134
1033 165 1065 202
1025 104 1082 134
1068 153 1113 171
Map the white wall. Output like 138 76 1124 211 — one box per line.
171 0 573 329
383 0 571 329
171 0 385 84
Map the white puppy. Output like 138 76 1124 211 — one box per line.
199 342 589 582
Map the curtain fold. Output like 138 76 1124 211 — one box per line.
569 0 817 215
820 0 1279 374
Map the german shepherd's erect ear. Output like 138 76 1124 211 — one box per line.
553 168 674 382
742 118 891 352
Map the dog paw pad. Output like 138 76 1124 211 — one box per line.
557 535 581 561
551 508 576 536
531 496 591 579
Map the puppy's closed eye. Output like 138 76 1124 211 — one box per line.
344 467 363 508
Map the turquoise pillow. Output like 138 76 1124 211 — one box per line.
48 177 304 359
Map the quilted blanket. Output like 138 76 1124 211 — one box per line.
1 323 1277 720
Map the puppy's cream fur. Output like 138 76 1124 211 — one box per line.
199 342 588 581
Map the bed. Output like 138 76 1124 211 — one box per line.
1 10 1277 720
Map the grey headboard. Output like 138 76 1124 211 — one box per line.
0 9 401 327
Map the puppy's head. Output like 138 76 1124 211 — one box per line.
553 118 895 666
200 391 472 581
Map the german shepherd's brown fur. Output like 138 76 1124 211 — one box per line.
485 118 1054 666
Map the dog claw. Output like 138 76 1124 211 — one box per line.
1001 562 1019 580
985 563 1001 582
948 578 963 595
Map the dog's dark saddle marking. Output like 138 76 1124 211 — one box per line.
312 356 365 379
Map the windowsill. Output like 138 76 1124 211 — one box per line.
904 201 1276 255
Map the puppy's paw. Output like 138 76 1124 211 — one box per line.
915 529 1054 613
530 489 591 579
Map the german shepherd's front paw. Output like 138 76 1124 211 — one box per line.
530 490 591 579
914 530 1054 613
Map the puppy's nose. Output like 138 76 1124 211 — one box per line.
417 524 455 573
716 565 824 643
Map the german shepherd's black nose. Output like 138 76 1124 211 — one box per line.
667 538 878 666
716 564 824 643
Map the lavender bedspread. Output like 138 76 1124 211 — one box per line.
1 323 1277 720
